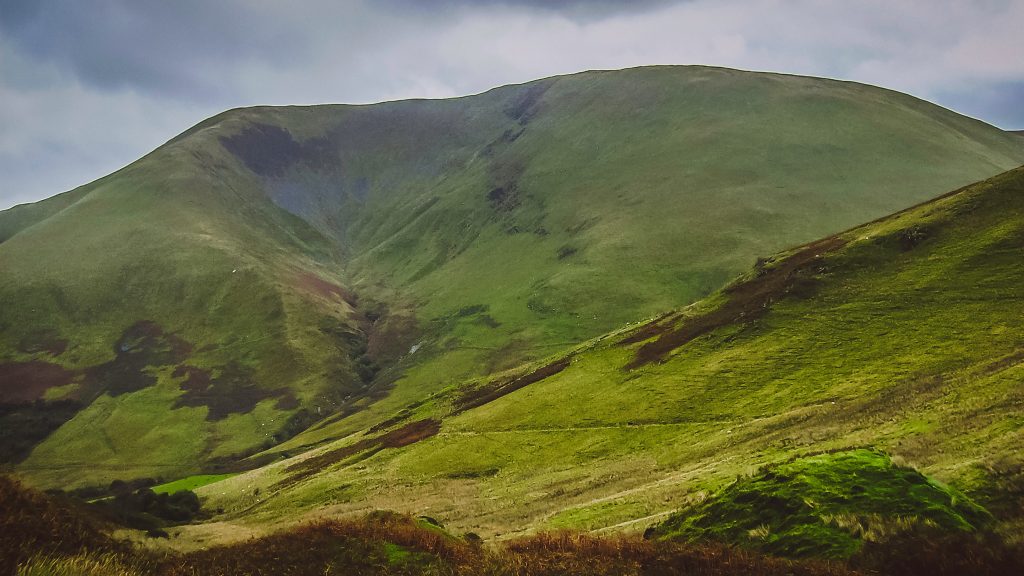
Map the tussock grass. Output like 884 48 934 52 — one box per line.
0 476 126 575
18 553 140 576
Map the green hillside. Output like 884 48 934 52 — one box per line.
3 66 1024 488
190 166 1024 546
0 137 363 486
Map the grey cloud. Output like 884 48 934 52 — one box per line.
0 0 317 100
0 0 684 100
1 0 1022 210
378 0 683 19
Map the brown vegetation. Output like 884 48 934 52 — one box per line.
493 531 855 576
0 475 125 575
295 270 358 307
5 476 1024 576
624 236 847 368
454 357 572 412
172 361 294 421
279 419 441 488
85 320 192 397
156 522 861 576
0 361 75 403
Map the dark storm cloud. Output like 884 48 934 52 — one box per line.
1 0 1022 209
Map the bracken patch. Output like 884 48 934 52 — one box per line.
85 321 192 397
453 357 571 412
625 236 847 368
173 362 291 421
295 270 357 307
0 361 75 403
278 419 441 488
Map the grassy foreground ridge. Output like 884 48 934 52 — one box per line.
10 474 1024 576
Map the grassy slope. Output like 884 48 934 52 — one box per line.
3 66 1024 488
152 474 237 495
0 126 364 487
257 66 1024 452
193 166 1024 544
0 186 93 244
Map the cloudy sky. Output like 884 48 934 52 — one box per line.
1 0 1022 209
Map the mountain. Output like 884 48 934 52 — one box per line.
2 66 1023 489
194 166 1024 544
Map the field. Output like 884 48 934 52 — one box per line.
151 475 237 495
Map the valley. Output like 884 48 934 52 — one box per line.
2 65 1024 574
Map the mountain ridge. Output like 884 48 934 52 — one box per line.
3 65 1024 489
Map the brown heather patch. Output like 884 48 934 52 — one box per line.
496 531 857 576
625 236 848 369
278 419 441 488
16 329 68 357
170 365 211 392
454 357 571 413
158 513 474 576
172 361 293 421
0 361 75 403
617 311 684 347
295 270 357 307
155 521 860 576
0 475 126 575
85 321 192 397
